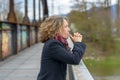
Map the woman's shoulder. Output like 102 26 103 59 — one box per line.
45 39 63 47
46 39 58 44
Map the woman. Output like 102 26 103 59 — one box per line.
37 16 86 80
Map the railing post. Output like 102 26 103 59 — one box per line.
7 0 17 23
38 0 42 26
32 0 37 26
27 26 31 47
39 0 41 22
41 0 49 20
22 0 30 25
0 24 2 60
36 0 42 43
12 24 17 55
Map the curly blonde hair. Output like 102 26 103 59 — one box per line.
39 16 68 43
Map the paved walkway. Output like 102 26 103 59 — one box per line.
0 39 94 80
0 43 43 80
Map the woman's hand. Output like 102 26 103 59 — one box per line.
69 32 82 42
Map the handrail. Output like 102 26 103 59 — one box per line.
79 60 94 80
0 21 39 27
71 65 77 80
68 37 94 80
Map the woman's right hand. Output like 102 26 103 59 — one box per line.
69 32 82 42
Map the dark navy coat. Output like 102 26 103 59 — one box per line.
37 39 86 80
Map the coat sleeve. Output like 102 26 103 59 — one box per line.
48 41 86 65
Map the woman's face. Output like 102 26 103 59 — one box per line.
58 19 71 39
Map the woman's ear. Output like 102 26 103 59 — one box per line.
55 29 60 36
57 26 63 36
57 28 61 34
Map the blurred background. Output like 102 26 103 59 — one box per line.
0 0 120 80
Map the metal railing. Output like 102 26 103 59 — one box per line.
0 21 39 60
67 38 94 80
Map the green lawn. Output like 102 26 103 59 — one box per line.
84 39 120 79
84 58 120 76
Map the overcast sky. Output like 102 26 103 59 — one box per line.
47 0 73 16
15 0 117 20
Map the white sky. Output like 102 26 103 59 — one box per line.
48 0 72 16
111 0 117 5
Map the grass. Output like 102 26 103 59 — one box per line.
83 39 120 78
84 58 120 76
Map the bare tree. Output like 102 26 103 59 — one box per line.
0 0 9 20
68 0 116 54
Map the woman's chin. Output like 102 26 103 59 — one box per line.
62 35 69 39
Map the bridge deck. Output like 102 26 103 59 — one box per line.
0 43 43 80
0 39 93 80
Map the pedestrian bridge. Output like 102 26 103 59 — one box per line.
0 0 94 80
0 38 94 80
